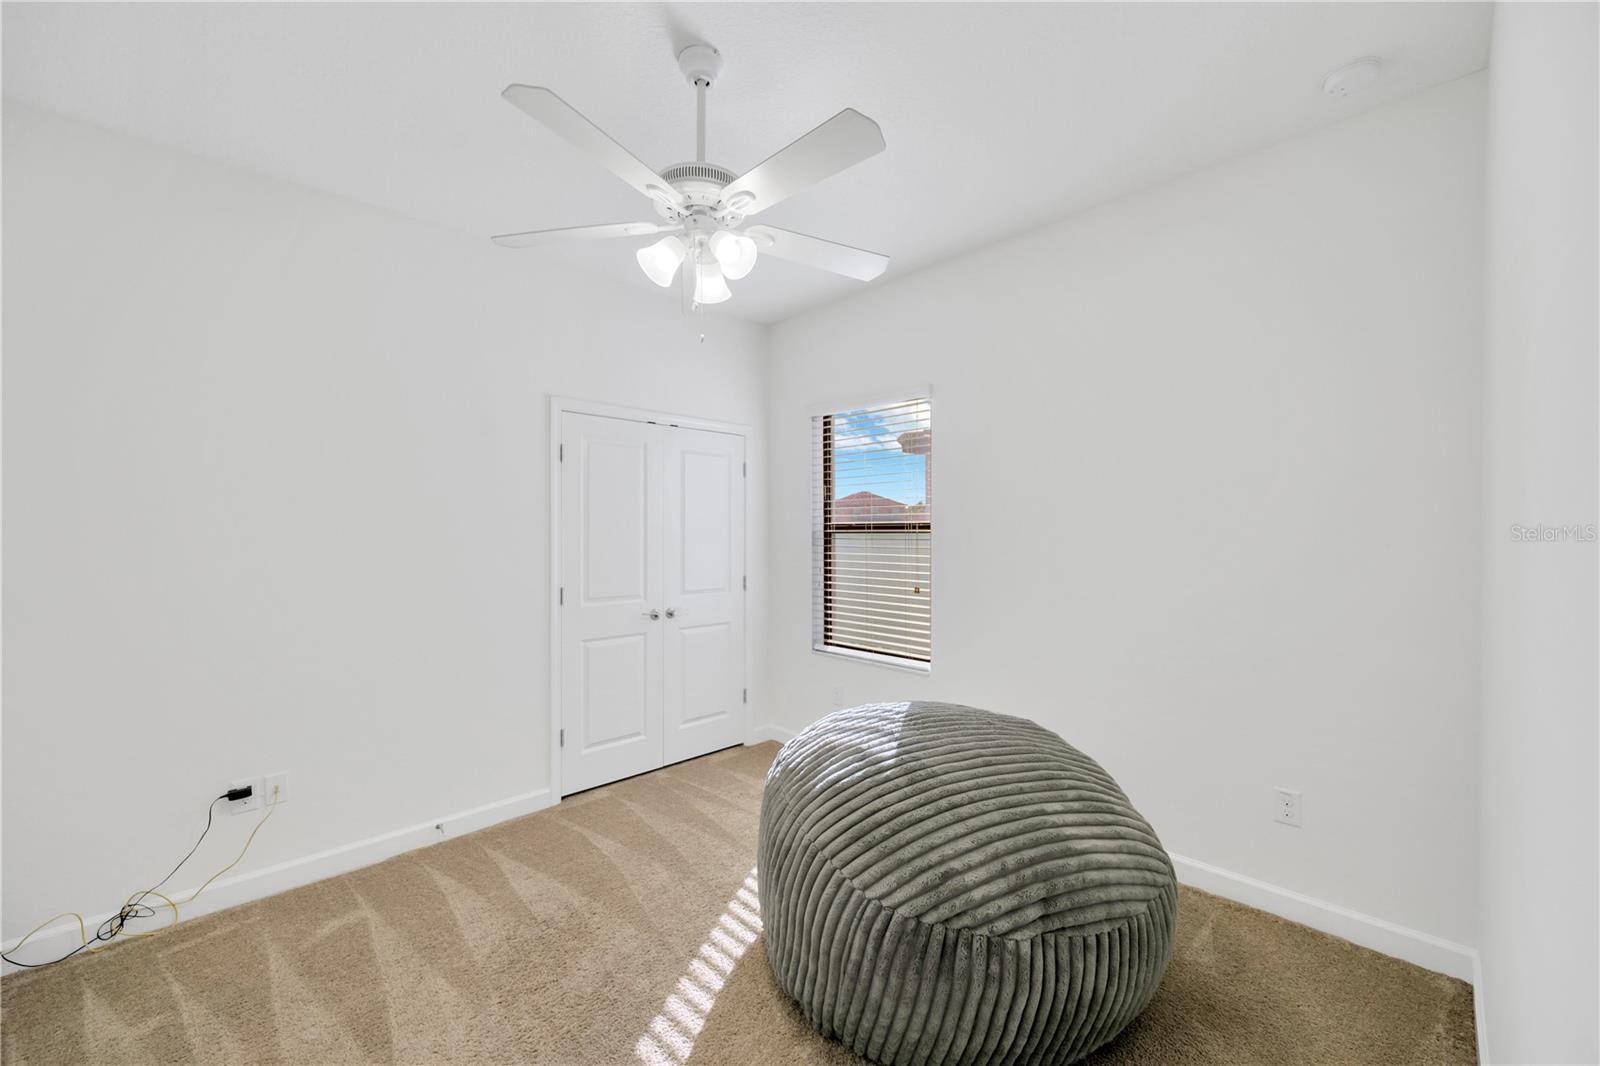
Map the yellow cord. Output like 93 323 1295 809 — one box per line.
4 912 90 959
4 787 278 963
178 789 277 906
116 890 179 939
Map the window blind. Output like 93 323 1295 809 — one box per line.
812 397 932 664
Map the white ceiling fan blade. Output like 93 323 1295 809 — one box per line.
491 222 674 249
745 225 888 281
719 109 885 216
502 85 685 209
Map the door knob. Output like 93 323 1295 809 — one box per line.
643 609 661 620
665 607 677 619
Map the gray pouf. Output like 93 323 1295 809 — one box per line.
758 701 1177 1066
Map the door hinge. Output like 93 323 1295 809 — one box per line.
743 688 748 704
742 461 747 477
559 586 564 606
559 729 564 748
742 575 747 591
559 443 564 462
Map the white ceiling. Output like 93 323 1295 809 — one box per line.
3 3 1490 325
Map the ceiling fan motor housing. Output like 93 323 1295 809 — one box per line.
662 161 736 189
655 161 746 224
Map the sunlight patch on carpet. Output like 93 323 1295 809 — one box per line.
635 869 760 1066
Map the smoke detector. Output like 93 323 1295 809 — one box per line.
1323 57 1383 98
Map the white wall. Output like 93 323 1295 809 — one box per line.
766 76 1487 953
1478 4 1599 1063
0 103 768 953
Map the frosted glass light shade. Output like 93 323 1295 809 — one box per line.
694 261 732 304
710 230 758 280
636 236 687 287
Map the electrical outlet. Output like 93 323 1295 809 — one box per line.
1274 787 1303 827
227 777 264 815
264 772 290 806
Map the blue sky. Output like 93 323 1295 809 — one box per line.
832 407 928 506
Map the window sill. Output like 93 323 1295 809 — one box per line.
812 644 932 675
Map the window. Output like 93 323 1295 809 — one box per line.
812 396 932 666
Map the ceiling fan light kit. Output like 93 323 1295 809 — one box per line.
636 235 687 288
710 229 758 279
492 43 889 309
694 259 733 305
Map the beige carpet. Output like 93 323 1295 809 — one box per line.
2 742 1476 1065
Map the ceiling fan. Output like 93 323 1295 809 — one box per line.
492 44 889 307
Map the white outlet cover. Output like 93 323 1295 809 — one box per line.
264 772 290 805
1274 787 1303 827
227 777 264 815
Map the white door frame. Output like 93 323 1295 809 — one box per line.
548 395 751 802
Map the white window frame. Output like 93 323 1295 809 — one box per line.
810 388 934 674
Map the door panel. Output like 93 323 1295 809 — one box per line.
580 635 649 747
560 414 662 795
678 622 734 725
679 450 733 593
582 441 650 603
663 427 746 764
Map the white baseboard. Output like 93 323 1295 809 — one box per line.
6 773 1486 1015
734 734 1484 981
1473 950 1491 1065
1170 852 1477 982
2 786 554 972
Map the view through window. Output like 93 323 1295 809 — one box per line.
812 397 932 664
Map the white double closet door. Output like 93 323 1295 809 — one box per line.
559 412 746 795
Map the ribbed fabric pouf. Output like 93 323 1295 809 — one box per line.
758 701 1177 1066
